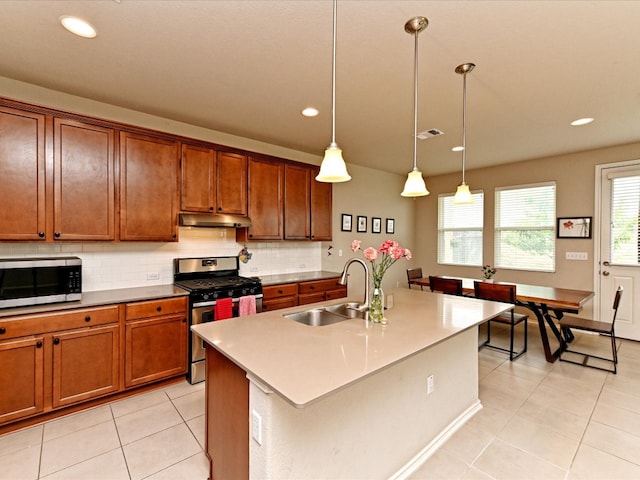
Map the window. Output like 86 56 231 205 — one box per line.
438 191 484 266
495 182 556 271
610 175 640 265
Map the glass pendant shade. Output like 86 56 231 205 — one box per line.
401 169 429 197
316 142 351 182
453 183 473 204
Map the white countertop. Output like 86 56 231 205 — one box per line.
191 288 511 407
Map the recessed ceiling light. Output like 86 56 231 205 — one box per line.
60 16 97 38
451 146 464 152
302 107 319 117
570 117 594 126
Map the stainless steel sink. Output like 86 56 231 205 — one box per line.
284 303 367 326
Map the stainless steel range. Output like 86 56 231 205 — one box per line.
174 256 263 384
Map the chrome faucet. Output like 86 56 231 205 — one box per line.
338 258 369 312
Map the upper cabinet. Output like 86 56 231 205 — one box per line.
216 151 247 215
54 118 116 241
0 105 46 241
284 164 332 241
120 132 179 241
180 146 247 216
243 156 283 240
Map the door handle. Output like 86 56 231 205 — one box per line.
602 271 610 276
603 261 610 266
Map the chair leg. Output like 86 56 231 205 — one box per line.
509 320 515 361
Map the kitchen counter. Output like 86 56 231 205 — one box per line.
193 288 512 479
259 270 342 286
0 284 188 318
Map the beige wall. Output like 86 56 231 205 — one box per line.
414 142 640 292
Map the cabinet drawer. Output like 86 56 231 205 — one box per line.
262 283 298 299
298 278 341 295
263 296 298 312
0 306 119 340
298 292 325 306
125 297 187 321
326 286 348 300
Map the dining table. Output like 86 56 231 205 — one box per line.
409 276 595 362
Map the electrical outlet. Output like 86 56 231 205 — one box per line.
146 272 159 280
427 375 434 395
251 410 262 445
339 249 343 257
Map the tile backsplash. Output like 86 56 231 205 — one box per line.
0 227 322 292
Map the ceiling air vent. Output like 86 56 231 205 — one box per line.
417 129 443 140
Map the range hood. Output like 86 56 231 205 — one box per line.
179 213 252 228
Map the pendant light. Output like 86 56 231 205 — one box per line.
453 63 476 204
316 0 351 183
401 16 429 198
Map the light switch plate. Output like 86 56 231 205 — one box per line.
566 252 588 260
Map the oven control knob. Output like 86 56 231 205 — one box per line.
202 293 209 301
213 292 219 299
228 290 234 297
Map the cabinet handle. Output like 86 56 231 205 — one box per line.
54 231 61 238
53 338 60 345
209 206 214 211
85 316 91 322
156 306 162 312
310 286 315 290
278 289 283 294
0 327 5 335
217 206 222 211
38 232 45 238
182 318 187 323
36 341 43 348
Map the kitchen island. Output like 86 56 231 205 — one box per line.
191 288 511 480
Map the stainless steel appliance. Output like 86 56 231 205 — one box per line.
173 256 263 384
0 256 81 308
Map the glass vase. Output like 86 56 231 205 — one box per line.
369 286 386 324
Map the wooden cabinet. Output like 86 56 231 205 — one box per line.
283 163 311 240
216 151 247 215
262 277 347 311
124 297 188 387
262 283 298 312
284 164 332 241
243 156 283 240
0 105 46 241
120 132 179 241
54 118 116 240
298 278 347 306
180 143 216 213
0 336 45 424
310 166 332 241
0 305 119 424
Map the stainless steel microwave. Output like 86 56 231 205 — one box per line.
0 257 82 308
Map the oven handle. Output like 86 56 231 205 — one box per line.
193 294 263 309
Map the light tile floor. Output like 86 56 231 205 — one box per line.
1 322 639 479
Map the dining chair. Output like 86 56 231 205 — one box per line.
558 285 623 374
429 276 463 296
407 268 424 290
474 281 528 361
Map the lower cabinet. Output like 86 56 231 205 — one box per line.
124 297 188 388
263 277 347 311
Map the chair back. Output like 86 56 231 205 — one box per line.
429 276 463 295
407 268 423 282
611 286 623 326
474 281 517 305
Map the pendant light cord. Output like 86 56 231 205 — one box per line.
330 0 337 145
461 70 467 184
412 28 419 171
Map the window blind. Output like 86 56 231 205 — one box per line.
611 175 640 265
437 191 484 266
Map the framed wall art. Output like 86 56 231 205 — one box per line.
386 218 395 234
341 214 352 232
372 217 382 234
557 217 592 239
357 216 367 233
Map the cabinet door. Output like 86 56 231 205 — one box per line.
52 324 120 408
181 144 216 213
310 167 332 241
0 336 45 424
54 118 115 240
0 106 46 240
125 314 188 387
216 151 247 215
284 163 311 240
246 157 283 240
120 132 179 241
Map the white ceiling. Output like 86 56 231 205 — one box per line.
2 1 640 177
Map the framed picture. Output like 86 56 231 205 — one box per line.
386 218 395 234
341 214 352 232
372 217 382 234
357 215 367 233
557 217 592 238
